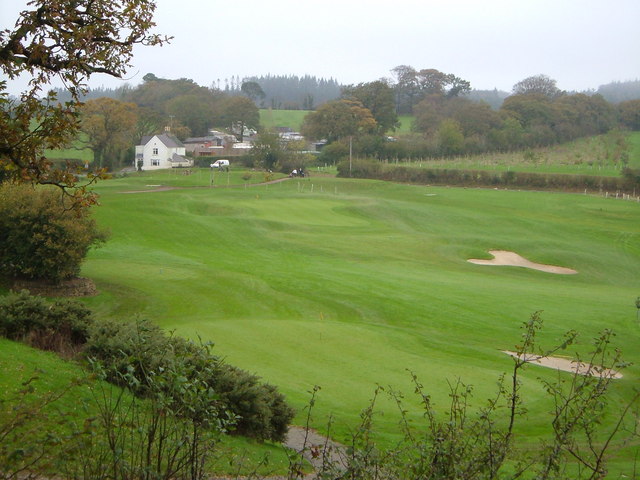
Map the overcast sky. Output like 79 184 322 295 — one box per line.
2 0 639 96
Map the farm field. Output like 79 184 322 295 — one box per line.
259 109 311 131
385 131 640 177
74 169 640 473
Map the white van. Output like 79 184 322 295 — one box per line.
210 159 230 169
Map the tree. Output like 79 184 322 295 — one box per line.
501 93 556 128
250 132 287 170
413 94 447 134
301 99 377 143
79 98 138 170
448 98 502 137
165 93 219 137
0 183 107 283
0 0 168 206
134 106 165 141
391 65 471 113
618 99 640 131
240 81 266 105
391 65 420 114
553 93 616 140
342 80 399 134
219 96 259 142
124 77 226 137
512 74 561 98
436 119 465 156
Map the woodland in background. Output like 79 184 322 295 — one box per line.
39 66 640 173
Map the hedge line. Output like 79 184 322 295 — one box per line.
338 159 640 195
0 290 294 442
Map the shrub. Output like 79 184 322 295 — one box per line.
319 141 349 165
212 364 294 442
0 290 93 352
336 158 381 178
0 184 108 283
342 161 640 194
84 318 295 442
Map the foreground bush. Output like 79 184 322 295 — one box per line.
0 290 92 352
213 364 294 442
85 318 295 442
0 184 108 283
0 291 295 443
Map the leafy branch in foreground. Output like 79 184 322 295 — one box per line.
290 312 638 480
0 0 169 205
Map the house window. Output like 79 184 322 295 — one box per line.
152 159 160 166
152 148 159 155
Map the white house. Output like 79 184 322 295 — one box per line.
134 133 192 170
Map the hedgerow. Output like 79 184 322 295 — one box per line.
0 291 295 443
337 160 640 194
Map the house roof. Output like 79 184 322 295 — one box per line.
140 133 185 148
171 153 189 163
184 135 224 144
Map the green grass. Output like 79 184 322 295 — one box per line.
44 131 94 164
259 109 311 131
76 172 640 470
628 129 640 165
396 114 414 134
104 168 287 191
3 166 639 475
45 145 94 164
0 338 88 403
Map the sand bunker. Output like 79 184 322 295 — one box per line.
468 250 577 274
503 351 622 378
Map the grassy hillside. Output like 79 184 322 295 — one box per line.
68 171 640 472
2 165 638 475
386 131 640 176
259 109 311 131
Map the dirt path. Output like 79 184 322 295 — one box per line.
284 426 347 472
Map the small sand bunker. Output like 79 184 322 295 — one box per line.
503 351 622 379
468 250 577 274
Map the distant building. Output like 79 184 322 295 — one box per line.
279 131 305 142
183 132 236 157
135 133 192 170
